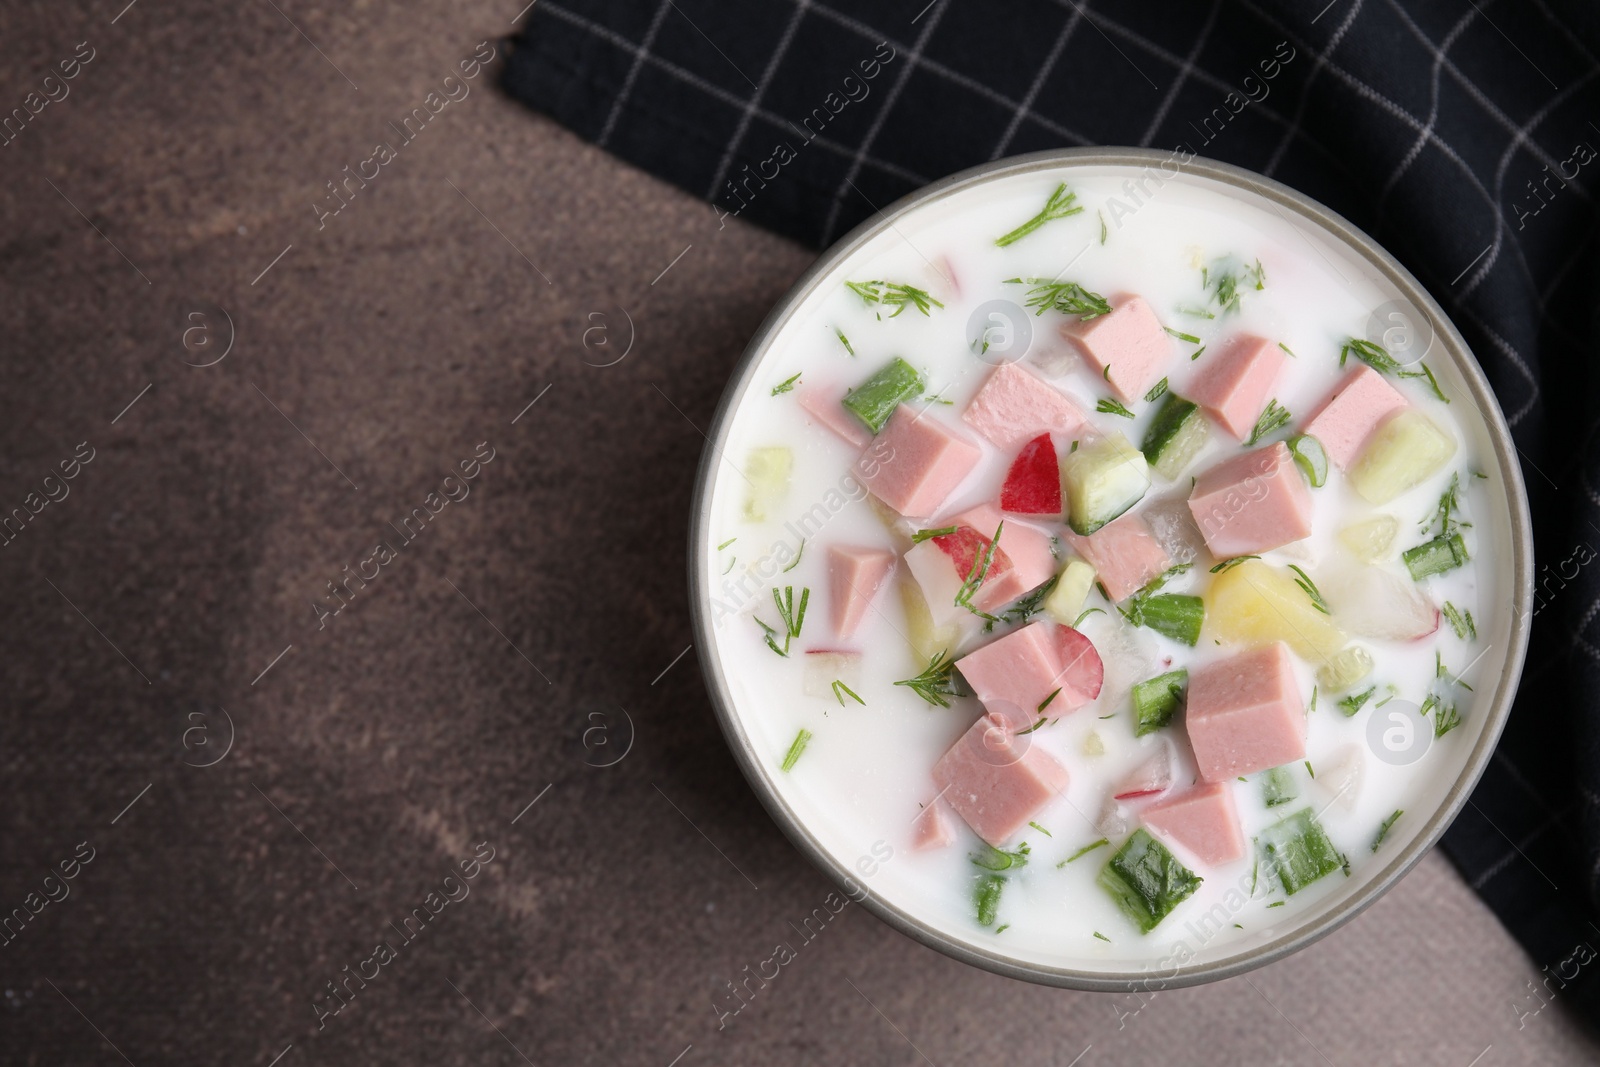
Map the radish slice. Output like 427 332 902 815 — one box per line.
1000 433 1062 515
1113 741 1174 800
1323 563 1439 641
932 526 1014 580
1054 625 1105 704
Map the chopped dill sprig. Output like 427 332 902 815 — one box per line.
1278 341 1297 358
834 327 855 356
756 585 810 656
911 525 958 544
1178 304 1216 319
972 842 1030 871
1058 838 1109 867
955 522 1004 622
1190 346 1206 361
1204 256 1266 314
1339 337 1449 402
1029 821 1053 838
1096 397 1136 419
1073 606 1105 626
1099 210 1108 245
845 279 945 317
1210 555 1259 574
717 537 737 550
1038 687 1062 713
782 540 805 573
1164 327 1202 344
1371 810 1404 852
722 557 735 575
912 526 958 544
1421 472 1470 539
1005 277 1112 320
1144 377 1170 403
995 182 1083 247
771 372 801 396
780 728 812 772
1422 693 1462 737
1245 399 1292 446
1442 602 1477 640
1288 564 1331 615
1338 687 1376 717
831 679 865 707
894 650 959 707
1093 931 1111 943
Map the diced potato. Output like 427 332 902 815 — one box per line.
899 574 958 664
1316 645 1374 693
741 446 792 521
1349 410 1456 505
1339 515 1398 562
1044 558 1097 625
1082 732 1105 757
1206 560 1347 662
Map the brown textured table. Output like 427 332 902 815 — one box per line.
0 3 1593 1064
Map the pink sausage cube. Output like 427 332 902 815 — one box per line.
1063 512 1172 601
798 386 873 450
933 710 1070 847
1186 643 1306 782
1142 782 1245 866
827 544 896 640
1187 442 1314 556
853 406 982 519
910 799 956 851
1058 293 1171 403
962 362 1088 449
1185 334 1287 439
1301 365 1410 470
949 504 1055 613
955 623 1063 718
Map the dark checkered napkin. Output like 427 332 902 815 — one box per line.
505 0 1600 1022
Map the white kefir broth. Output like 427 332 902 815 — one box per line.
702 165 1515 971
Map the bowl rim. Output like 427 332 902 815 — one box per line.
686 146 1534 991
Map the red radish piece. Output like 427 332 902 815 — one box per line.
999 433 1062 515
1113 743 1174 800
932 526 1013 580
1053 624 1105 705
1323 564 1440 641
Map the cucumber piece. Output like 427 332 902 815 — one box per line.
1287 434 1328 487
1349 409 1456 505
1261 766 1298 808
1061 430 1150 535
1256 808 1343 895
1131 668 1187 736
1098 829 1202 933
1402 532 1469 580
1316 645 1374 693
842 357 924 433
1126 593 1206 647
742 446 792 521
1140 395 1209 480
1043 558 1097 625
